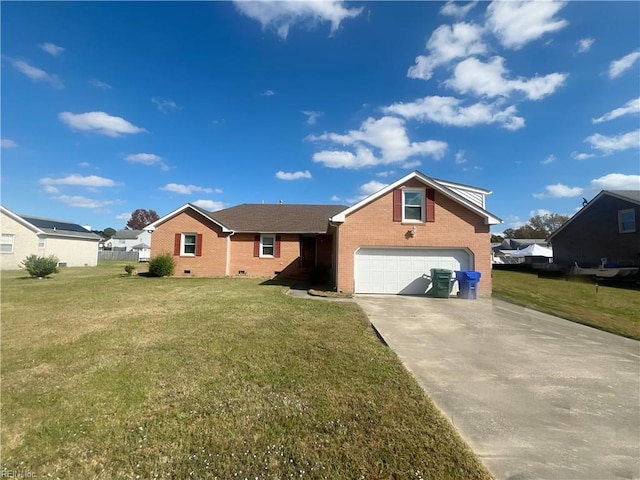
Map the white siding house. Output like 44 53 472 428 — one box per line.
1 206 101 270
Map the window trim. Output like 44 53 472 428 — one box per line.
38 238 46 249
618 208 636 234
260 234 276 258
181 232 197 256
402 188 426 223
1 234 15 254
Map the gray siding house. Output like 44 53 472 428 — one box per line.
548 190 640 267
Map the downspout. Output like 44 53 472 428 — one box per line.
226 231 235 276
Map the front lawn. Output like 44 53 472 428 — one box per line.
1 262 491 479
492 268 640 340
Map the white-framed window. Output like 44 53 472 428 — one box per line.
118 239 126 245
403 188 425 222
182 233 197 255
618 209 636 233
38 238 46 249
1 234 15 253
260 235 275 258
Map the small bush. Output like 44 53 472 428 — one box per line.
148 253 175 277
20 254 59 278
124 264 137 276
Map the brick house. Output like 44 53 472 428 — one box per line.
548 190 640 268
147 171 501 296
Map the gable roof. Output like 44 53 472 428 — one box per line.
330 170 502 225
548 189 640 241
112 229 144 240
145 204 234 233
147 203 348 234
1 206 101 241
210 204 348 233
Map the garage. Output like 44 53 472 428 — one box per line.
354 247 472 294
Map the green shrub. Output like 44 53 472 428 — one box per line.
124 264 137 276
148 253 175 277
20 254 59 278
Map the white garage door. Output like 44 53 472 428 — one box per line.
355 247 471 294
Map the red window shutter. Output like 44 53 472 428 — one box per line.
253 235 260 257
275 235 281 258
195 233 203 256
426 189 435 222
174 233 181 256
393 188 402 222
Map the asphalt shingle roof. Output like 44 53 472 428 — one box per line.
112 229 145 239
204 203 349 233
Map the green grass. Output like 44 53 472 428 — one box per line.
492 268 640 340
1 261 491 479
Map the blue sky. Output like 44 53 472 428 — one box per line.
2 1 639 232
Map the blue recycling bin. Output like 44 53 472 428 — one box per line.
455 271 481 299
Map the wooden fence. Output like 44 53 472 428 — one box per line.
98 250 140 262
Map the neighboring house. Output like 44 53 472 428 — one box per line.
1 206 101 270
492 238 551 265
548 190 640 267
147 171 502 296
105 230 151 252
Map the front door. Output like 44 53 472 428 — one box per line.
300 236 316 268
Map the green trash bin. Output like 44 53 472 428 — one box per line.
429 268 453 298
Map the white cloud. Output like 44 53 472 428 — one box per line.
53 195 117 209
590 173 640 191
541 154 556 165
59 111 146 137
192 200 225 211
585 130 640 155
446 56 567 100
43 185 60 194
9 58 63 88
116 212 131 221
592 98 640 124
261 89 276 96
233 0 362 39
486 0 568 50
330 195 341 202
576 38 594 54
1 139 18 148
383 95 525 130
152 97 182 112
308 116 447 169
124 153 169 170
533 183 584 199
161 183 213 195
440 1 478 18
407 22 486 80
530 208 553 217
571 151 594 161
359 180 387 195
455 150 467 164
89 79 112 89
40 42 64 56
275 170 312 180
609 50 640 79
376 170 395 177
39 174 119 188
78 162 91 168
302 110 323 125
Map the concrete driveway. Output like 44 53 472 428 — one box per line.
355 295 640 480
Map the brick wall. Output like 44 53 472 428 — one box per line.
336 181 492 295
229 233 302 278
150 209 229 276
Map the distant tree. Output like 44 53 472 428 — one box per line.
490 234 504 243
529 213 569 236
503 213 569 239
103 227 116 238
126 209 159 230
